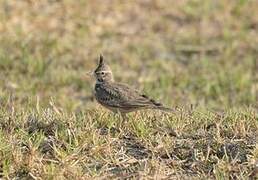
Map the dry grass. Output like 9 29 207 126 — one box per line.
0 0 257 179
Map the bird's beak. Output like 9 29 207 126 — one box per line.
86 71 94 76
85 71 94 79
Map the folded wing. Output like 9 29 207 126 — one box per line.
96 82 162 109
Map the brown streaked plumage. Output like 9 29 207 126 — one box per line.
93 54 174 120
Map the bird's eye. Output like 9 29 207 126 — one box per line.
101 72 105 75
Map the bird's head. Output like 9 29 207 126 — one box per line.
94 54 114 83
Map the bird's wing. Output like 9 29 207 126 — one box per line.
102 82 160 109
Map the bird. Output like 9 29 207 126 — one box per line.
91 54 175 121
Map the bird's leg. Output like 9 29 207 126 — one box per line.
118 112 128 129
121 113 128 122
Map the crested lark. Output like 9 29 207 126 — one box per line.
92 54 174 120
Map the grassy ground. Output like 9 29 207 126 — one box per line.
0 0 257 179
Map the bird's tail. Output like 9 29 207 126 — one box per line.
155 106 175 113
142 95 175 113
150 100 175 113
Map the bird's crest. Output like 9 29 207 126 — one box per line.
95 54 112 73
99 54 104 66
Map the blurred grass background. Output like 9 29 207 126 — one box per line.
0 0 257 111
0 0 258 179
